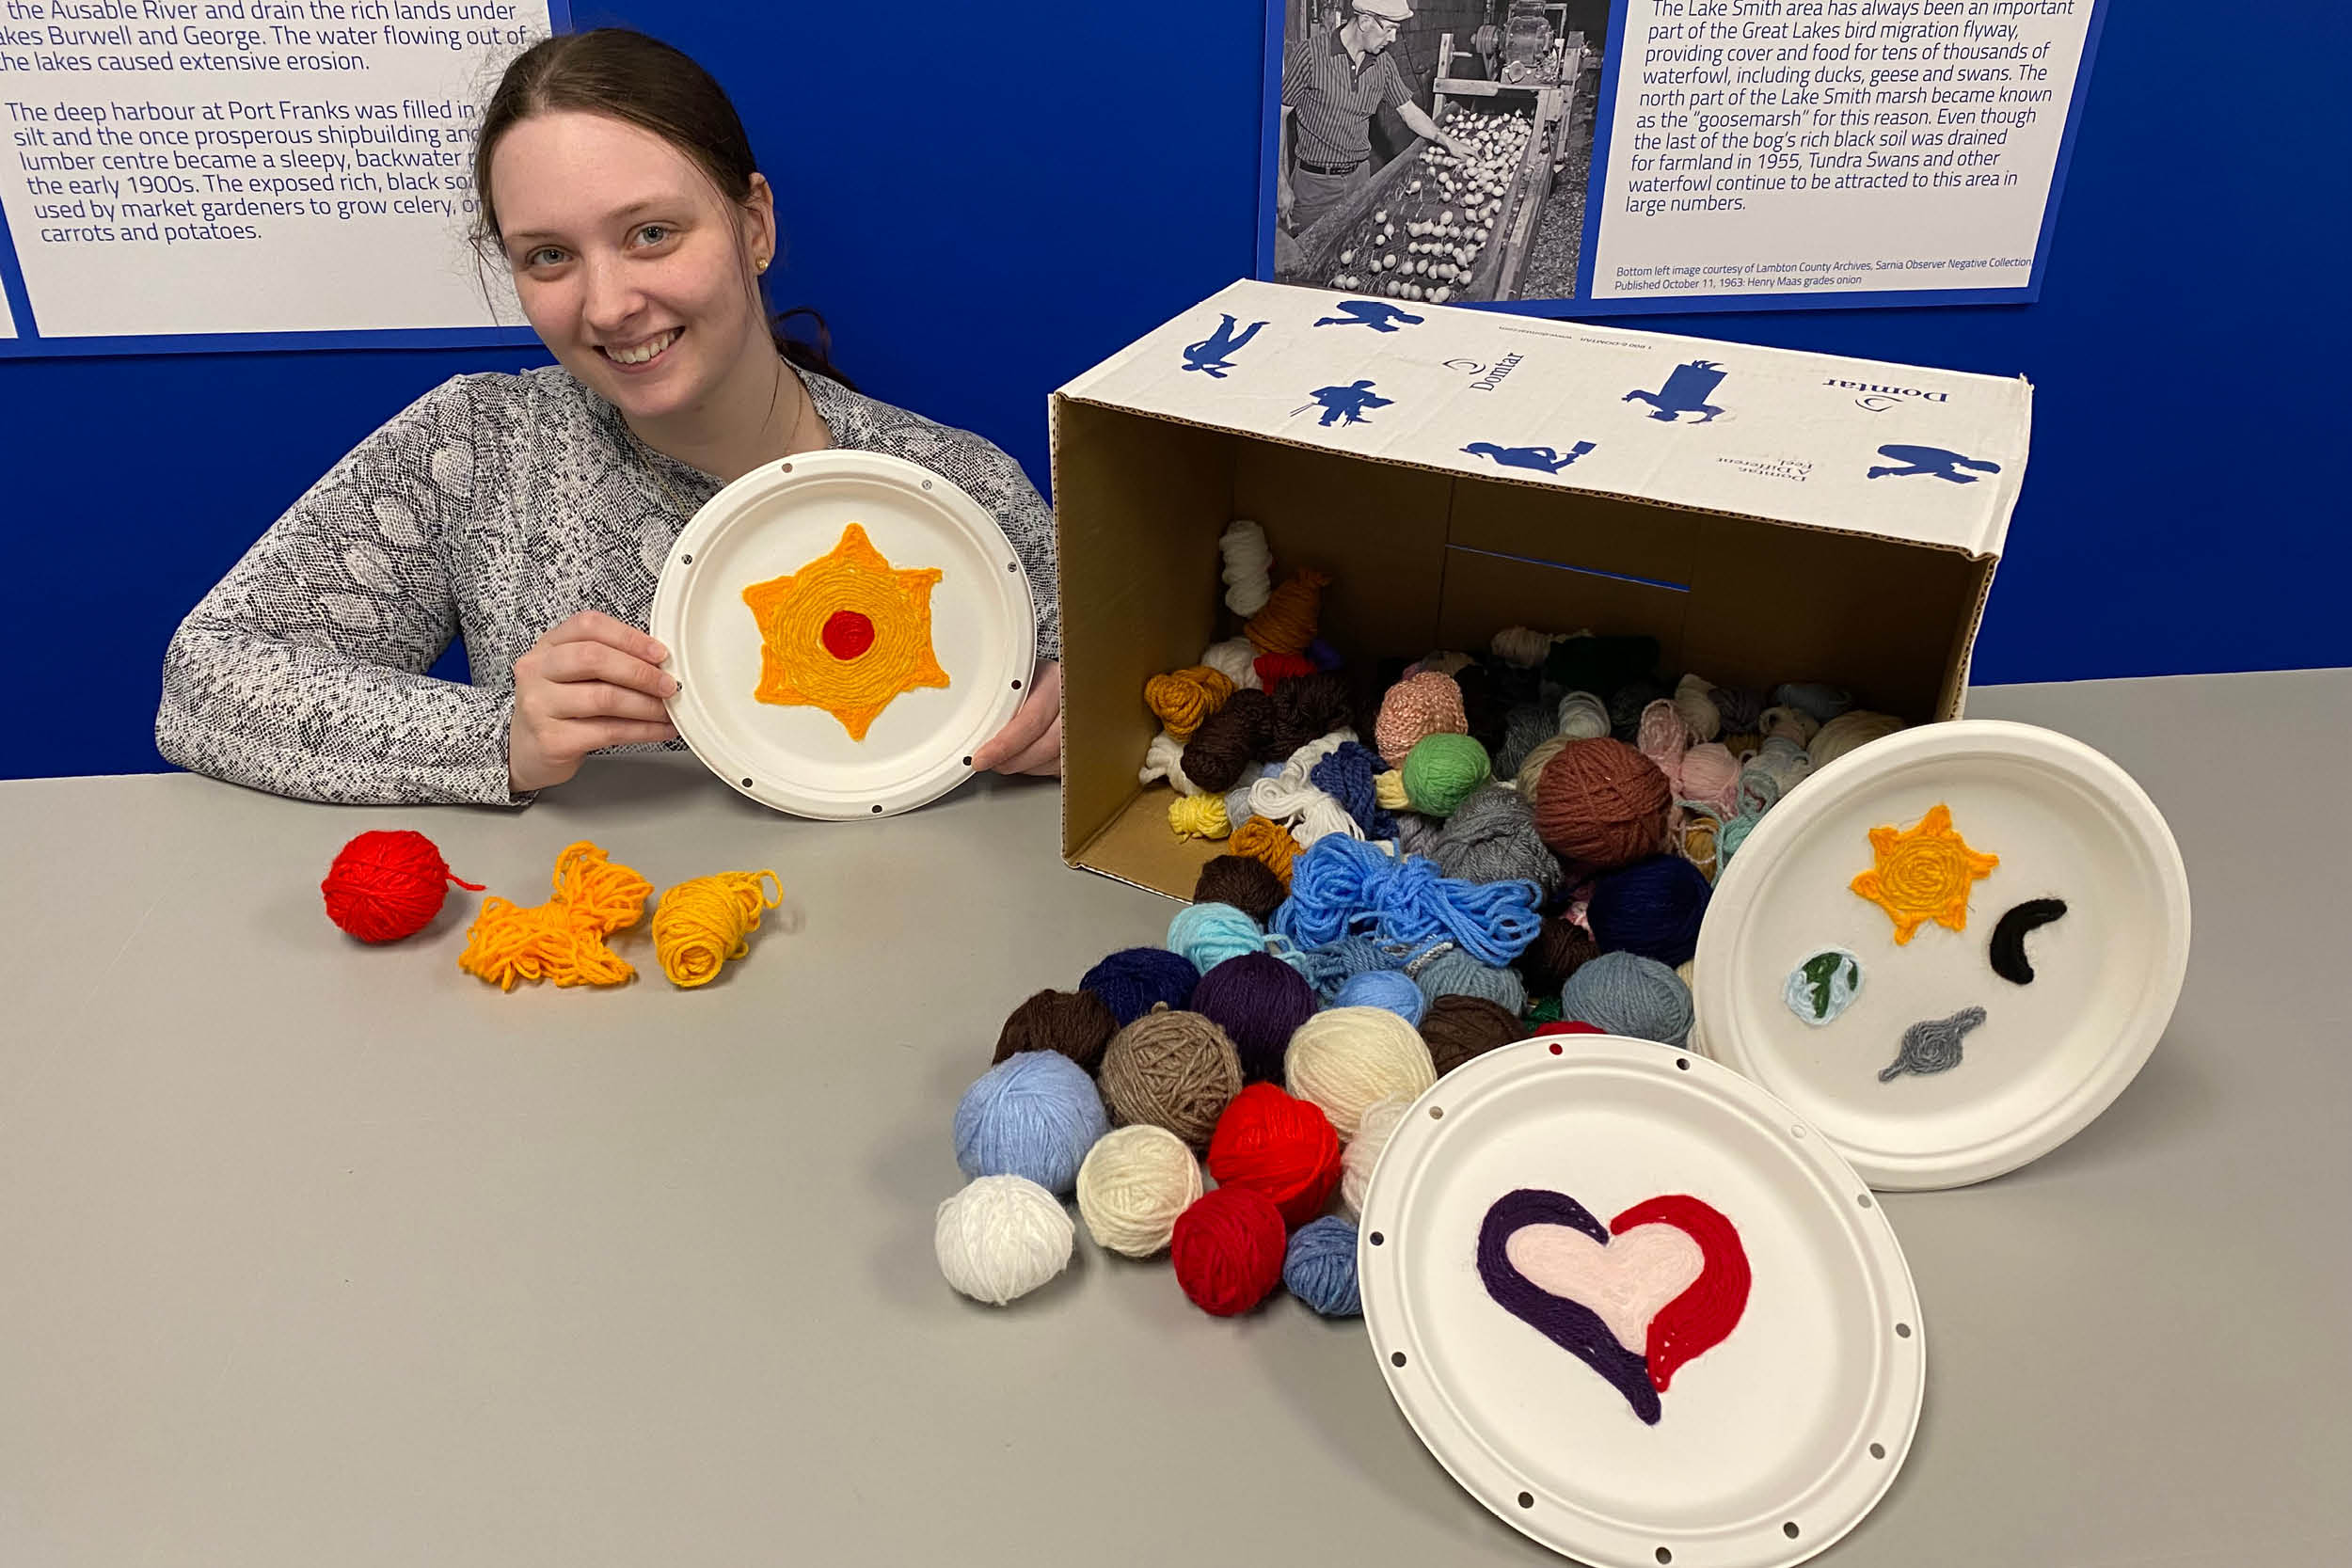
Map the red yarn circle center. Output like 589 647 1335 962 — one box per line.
821 610 876 660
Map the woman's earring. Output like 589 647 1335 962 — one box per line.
755 256 770 274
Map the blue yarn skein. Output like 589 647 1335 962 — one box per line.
1413 948 1528 1014
1168 902 1266 973
1081 946 1200 1026
1274 835 1544 966
1311 740 1398 840
953 1051 1109 1196
1334 969 1428 1024
1285 1215 1364 1317
1560 950 1694 1048
1587 854 1713 968
1773 682 1854 724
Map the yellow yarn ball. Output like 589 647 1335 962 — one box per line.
1169 792 1232 841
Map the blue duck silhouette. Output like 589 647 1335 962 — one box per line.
1180 314 1267 378
1313 299 1426 333
1866 444 2004 483
1462 440 1597 473
1295 379 1393 427
1625 360 1727 422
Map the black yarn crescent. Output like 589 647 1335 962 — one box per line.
1990 898 2068 985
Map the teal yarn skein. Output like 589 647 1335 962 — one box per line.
954 1051 1111 1196
1400 733 1493 817
1168 902 1266 973
1412 947 1528 1015
1283 1215 1364 1317
1559 950 1695 1048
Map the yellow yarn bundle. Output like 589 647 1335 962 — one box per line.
458 841 652 990
652 869 786 989
1143 665 1236 740
1168 794 1232 841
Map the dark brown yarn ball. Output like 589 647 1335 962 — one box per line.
1420 994 1527 1076
1099 1006 1246 1151
1267 671 1357 758
1515 915 1599 995
1195 856 1287 925
1532 738 1673 870
993 988 1120 1074
1183 689 1275 793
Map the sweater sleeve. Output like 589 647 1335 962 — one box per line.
866 417 1063 663
155 376 524 806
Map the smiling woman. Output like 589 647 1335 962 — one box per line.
155 28 1067 804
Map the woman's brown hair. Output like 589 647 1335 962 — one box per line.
470 28 850 388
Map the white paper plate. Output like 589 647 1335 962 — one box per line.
650 450 1035 819
1695 720 2191 1191
1359 1036 1923 1568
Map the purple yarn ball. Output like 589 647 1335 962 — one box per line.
1190 951 1319 1084
1586 854 1713 968
1081 946 1201 1026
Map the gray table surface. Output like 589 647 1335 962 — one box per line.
2 671 2345 1568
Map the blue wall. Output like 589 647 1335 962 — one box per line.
2 1 2342 782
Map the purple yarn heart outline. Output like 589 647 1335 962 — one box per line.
1478 1188 1662 1424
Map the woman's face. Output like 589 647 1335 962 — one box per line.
490 109 773 423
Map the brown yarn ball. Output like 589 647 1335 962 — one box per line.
1516 914 1599 994
993 987 1120 1074
1183 689 1275 793
1099 1006 1245 1150
1195 856 1287 925
1532 738 1673 869
1420 994 1526 1076
1267 671 1357 758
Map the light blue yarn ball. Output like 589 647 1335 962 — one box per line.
1413 948 1528 1015
1334 969 1428 1025
1284 1216 1363 1317
953 1051 1108 1196
1559 950 1694 1049
1168 902 1265 974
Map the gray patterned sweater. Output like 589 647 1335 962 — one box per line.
156 364 1060 805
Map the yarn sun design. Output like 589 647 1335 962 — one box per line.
1478 1188 1751 1425
1849 802 1999 944
741 523 948 740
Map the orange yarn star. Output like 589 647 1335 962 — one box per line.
740 523 948 740
1850 803 1999 944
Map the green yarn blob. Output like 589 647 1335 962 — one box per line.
1401 733 1493 817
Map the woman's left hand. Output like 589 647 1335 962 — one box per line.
972 660 1062 777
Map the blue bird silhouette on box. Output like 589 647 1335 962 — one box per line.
1180 314 1267 378
1313 299 1425 333
1463 440 1597 473
1625 360 1726 422
1297 379 1393 427
1866 445 2004 483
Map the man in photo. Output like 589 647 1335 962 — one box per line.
1278 0 1472 242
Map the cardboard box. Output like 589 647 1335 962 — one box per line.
1050 280 2031 900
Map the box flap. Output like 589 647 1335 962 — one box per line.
1057 280 2029 559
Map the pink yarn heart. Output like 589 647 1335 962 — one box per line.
1504 1222 1704 1355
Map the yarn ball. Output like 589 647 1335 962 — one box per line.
1194 856 1287 924
1340 1094 1411 1216
1413 948 1528 1015
1375 670 1470 768
321 829 484 942
1677 742 1741 815
1555 689 1611 741
1516 914 1600 993
1527 994 1564 1024
1333 969 1428 1025
1672 673 1723 743
1231 817 1302 883
1719 810 1764 866
1533 738 1673 869
1287 1006 1438 1138
1099 1006 1245 1150
1773 681 1854 724
1535 1020 1607 1037
1254 651 1318 690
1560 950 1695 1048
1710 685 1766 733
1207 1083 1343 1227
1199 634 1262 691
1400 733 1493 816
1170 1185 1289 1316
1267 671 1358 757
1140 731 1204 795
1144 664 1235 740
1421 993 1526 1076
1245 567 1332 656
1284 1216 1364 1317
1493 704 1559 780
1609 678 1670 743
1168 793 1231 841
1219 520 1273 616
1429 784 1563 893
1490 626 1557 668
1168 901 1266 974
1075 1124 1203 1258
1515 733 1573 796
1080 946 1201 1027
1192 952 1319 1084
935 1175 1074 1307
1182 689 1276 793
954 1051 1109 1196
1544 634 1659 700
993 987 1120 1073
1810 709 1907 767
1759 705 1821 746
1677 812 1723 882
1635 696 1691 784
1222 778 1260 832
1587 854 1714 968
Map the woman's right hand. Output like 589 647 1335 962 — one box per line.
506 611 679 794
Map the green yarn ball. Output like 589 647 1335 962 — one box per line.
1401 733 1493 817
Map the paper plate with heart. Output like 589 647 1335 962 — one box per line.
1358 1035 1924 1568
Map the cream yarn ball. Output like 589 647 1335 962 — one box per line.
935 1175 1074 1306
1340 1093 1413 1218
1076 1124 1204 1257
1286 1006 1437 1139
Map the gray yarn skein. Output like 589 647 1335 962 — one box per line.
1394 812 1445 857
1493 704 1561 781
1429 784 1565 895
1560 950 1694 1048
1413 947 1528 1013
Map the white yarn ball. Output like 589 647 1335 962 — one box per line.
1220 518 1273 616
1809 710 1906 768
1341 1093 1413 1217
1200 636 1263 691
1075 1124 1203 1257
935 1175 1074 1307
1489 626 1555 668
1287 1006 1437 1139
1672 673 1722 743
1138 730 1204 796
1556 690 1610 740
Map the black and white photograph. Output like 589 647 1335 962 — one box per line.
1269 1 1613 306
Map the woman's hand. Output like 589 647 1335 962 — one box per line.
507 611 679 794
971 659 1062 777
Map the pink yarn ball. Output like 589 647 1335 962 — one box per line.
1374 671 1469 768
1677 743 1741 815
1635 699 1690 792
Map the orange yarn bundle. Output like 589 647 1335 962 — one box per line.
457 841 653 990
1230 817 1301 884
1143 665 1236 740
652 869 786 988
1244 568 1332 655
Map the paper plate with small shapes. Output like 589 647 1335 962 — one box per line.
651 450 1035 819
1693 720 2191 1191
1358 1034 1924 1568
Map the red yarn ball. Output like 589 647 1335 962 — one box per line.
1535 1021 1606 1037
321 830 484 943
1170 1185 1288 1316
1206 1083 1342 1227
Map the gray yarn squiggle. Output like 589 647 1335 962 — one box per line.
1879 1006 1987 1082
